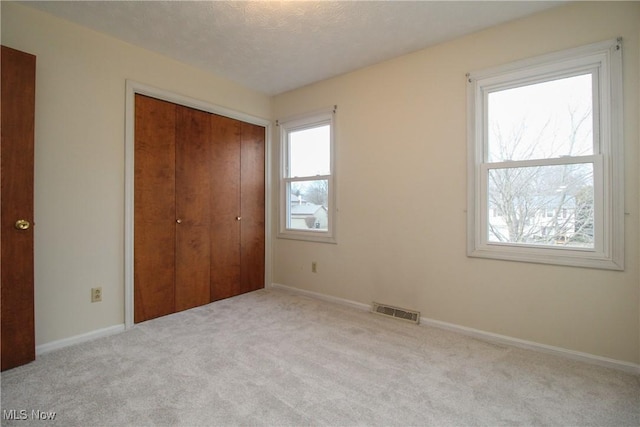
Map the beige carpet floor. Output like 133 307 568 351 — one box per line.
1 288 639 426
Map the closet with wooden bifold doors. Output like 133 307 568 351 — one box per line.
134 94 265 323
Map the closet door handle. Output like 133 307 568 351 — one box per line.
176 219 182 224
236 216 242 221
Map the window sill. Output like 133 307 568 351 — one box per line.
468 244 623 270
277 230 337 244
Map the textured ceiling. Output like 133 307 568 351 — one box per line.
24 1 562 95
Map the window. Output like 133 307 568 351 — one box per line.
278 109 336 243
467 39 623 269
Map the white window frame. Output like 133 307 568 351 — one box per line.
278 108 336 243
467 39 624 270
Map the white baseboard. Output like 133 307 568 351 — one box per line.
270 283 640 375
270 283 370 312
419 317 640 375
36 324 125 356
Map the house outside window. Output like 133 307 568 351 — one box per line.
278 109 336 243
467 39 623 270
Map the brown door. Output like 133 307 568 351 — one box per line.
239 122 265 293
1 46 36 371
210 114 242 301
174 106 211 311
134 94 265 322
134 95 176 323
210 116 265 299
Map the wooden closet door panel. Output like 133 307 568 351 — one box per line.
133 224 175 323
1 46 36 371
210 114 241 300
175 106 211 311
240 122 265 293
134 94 176 323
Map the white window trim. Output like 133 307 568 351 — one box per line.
466 39 624 270
278 108 337 243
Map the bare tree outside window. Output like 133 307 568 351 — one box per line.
292 180 328 207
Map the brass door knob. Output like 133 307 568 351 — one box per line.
236 216 242 221
176 219 182 224
15 219 30 230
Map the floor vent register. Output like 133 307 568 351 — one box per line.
371 302 420 324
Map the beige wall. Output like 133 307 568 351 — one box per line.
273 2 640 364
1 2 272 346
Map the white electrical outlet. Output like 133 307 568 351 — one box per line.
91 287 102 303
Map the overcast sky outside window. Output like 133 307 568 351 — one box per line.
488 73 593 162
289 125 330 177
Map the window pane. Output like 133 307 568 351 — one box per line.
487 163 594 248
288 180 329 231
289 125 330 177
488 74 593 162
